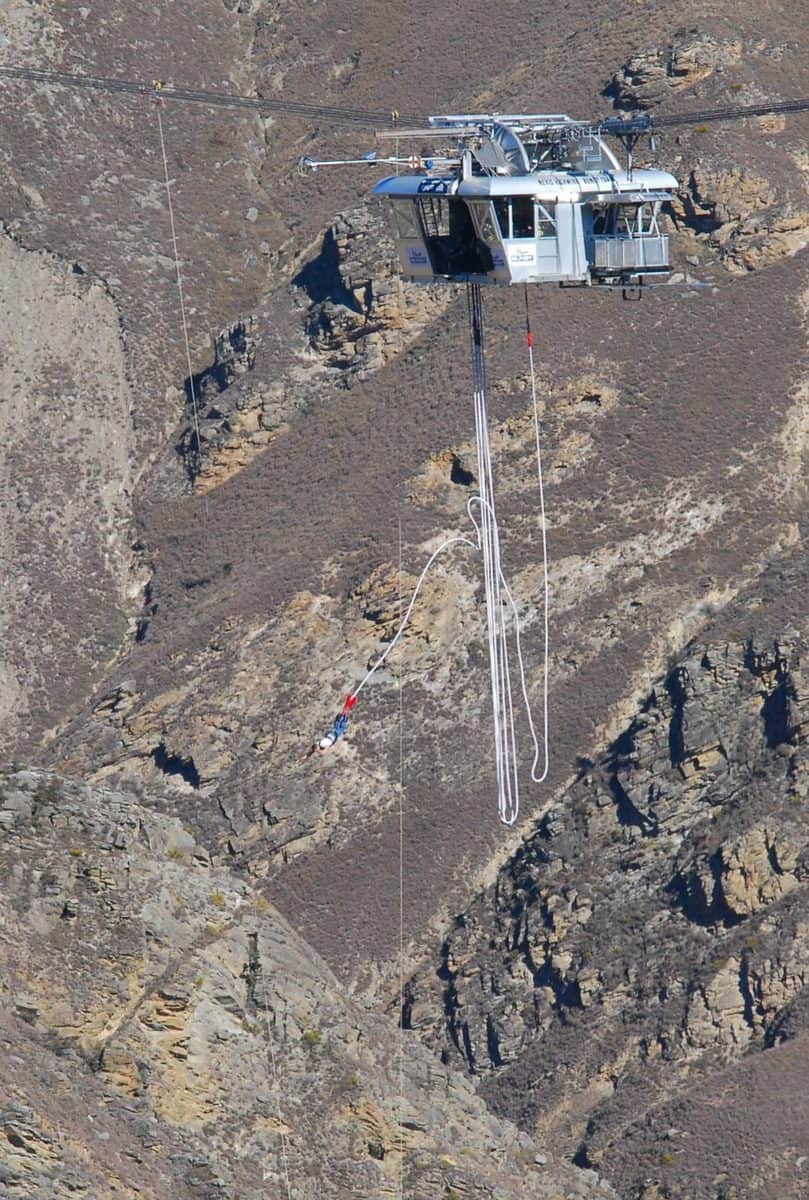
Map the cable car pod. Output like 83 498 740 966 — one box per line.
373 115 678 287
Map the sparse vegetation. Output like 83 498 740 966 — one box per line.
4 8 809 1200
35 778 64 805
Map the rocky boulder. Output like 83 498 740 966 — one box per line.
606 30 741 110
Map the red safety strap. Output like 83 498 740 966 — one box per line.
342 694 358 715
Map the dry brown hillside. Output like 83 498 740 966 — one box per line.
1 2 808 1198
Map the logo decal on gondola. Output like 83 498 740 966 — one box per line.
417 179 450 194
406 246 429 265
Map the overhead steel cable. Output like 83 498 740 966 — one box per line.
376 98 809 142
651 96 809 128
3 64 806 133
0 64 421 127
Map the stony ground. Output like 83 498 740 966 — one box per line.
0 769 616 1200
1 2 808 1198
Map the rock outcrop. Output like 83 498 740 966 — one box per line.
296 206 453 381
0 768 614 1200
670 168 809 273
174 315 287 493
166 206 456 496
606 33 809 275
405 632 809 1194
606 30 741 110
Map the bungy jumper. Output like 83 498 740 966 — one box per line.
301 694 358 760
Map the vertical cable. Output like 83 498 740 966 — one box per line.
397 515 405 1200
154 98 204 483
261 992 293 1200
522 286 550 783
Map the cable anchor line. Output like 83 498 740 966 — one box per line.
0 64 420 128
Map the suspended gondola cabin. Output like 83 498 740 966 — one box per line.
373 114 678 287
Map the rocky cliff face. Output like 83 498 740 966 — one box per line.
297 206 453 380
608 32 809 275
607 30 743 111
405 625 809 1197
669 165 809 273
2 3 809 1199
0 230 142 747
171 206 454 494
0 768 615 1200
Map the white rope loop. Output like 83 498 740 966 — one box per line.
523 288 550 786
348 284 549 826
468 282 520 823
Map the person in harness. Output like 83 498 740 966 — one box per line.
301 695 357 761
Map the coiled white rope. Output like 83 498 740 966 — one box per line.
348 283 549 825
468 283 516 823
465 282 550 821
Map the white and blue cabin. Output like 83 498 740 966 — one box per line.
373 115 678 287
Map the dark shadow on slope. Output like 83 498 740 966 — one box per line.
152 743 200 789
185 319 256 407
450 455 475 486
293 227 363 310
665 665 689 766
762 679 792 748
